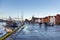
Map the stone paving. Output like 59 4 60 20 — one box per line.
14 23 60 40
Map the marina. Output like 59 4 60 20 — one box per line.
0 22 24 40
0 0 60 40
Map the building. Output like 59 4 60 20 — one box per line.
31 16 50 23
31 16 42 23
42 16 50 23
31 14 60 25
55 14 60 24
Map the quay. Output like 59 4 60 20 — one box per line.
0 23 25 40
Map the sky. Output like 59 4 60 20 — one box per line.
0 0 60 20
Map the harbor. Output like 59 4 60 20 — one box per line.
1 0 60 40
5 23 60 40
0 16 24 40
0 22 24 40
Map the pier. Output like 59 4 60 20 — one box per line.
0 23 25 40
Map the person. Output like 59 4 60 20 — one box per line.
44 22 48 31
39 22 42 28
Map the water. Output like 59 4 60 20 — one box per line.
0 22 6 31
0 22 7 38
14 23 60 40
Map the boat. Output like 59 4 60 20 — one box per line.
3 16 18 32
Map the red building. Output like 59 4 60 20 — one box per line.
31 16 51 23
55 14 60 24
42 16 51 23
31 14 60 25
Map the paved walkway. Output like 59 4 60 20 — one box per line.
14 23 60 40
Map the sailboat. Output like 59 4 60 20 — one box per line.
3 16 18 32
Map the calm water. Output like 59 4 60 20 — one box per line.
14 23 60 40
0 22 7 38
0 22 6 30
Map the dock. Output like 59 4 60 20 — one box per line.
0 24 25 40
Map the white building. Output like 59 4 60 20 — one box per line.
50 16 55 24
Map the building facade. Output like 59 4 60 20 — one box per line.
55 14 60 24
31 16 42 23
31 14 60 25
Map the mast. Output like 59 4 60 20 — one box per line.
21 11 23 22
18 11 19 21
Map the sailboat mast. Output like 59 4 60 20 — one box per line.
18 11 19 21
21 11 23 22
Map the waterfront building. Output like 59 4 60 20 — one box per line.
55 14 60 24
31 14 60 25
31 16 41 23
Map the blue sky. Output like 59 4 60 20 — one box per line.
0 0 60 19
